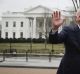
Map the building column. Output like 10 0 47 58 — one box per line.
32 17 36 38
26 18 31 38
43 18 46 38
28 17 34 38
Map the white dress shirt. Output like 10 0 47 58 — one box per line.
77 24 80 29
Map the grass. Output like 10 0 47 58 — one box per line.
0 43 65 54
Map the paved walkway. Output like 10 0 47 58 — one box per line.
0 67 57 74
0 56 62 68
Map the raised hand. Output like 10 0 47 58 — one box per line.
52 11 65 30
75 10 80 24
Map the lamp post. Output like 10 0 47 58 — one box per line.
28 17 34 52
44 8 49 50
10 38 12 53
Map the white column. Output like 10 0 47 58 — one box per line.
32 17 36 38
31 19 33 38
26 18 30 38
43 18 46 38
29 17 34 39
26 18 33 38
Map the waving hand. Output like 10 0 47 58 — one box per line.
52 11 65 30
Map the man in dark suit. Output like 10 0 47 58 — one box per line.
49 10 80 74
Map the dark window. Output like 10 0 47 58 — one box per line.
20 32 23 38
39 22 43 27
48 20 51 27
30 21 31 27
21 22 23 27
13 22 16 27
13 32 15 38
5 32 8 38
39 32 42 38
6 22 8 27
0 31 1 38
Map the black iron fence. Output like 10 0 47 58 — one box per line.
0 49 63 62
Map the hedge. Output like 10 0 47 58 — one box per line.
0 38 49 43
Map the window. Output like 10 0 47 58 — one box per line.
6 22 8 27
39 22 43 27
5 32 8 38
39 32 42 38
48 20 51 27
21 22 23 27
30 21 31 27
13 32 15 38
13 22 16 27
0 31 1 38
20 32 23 38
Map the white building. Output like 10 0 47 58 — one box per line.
0 21 1 38
1 5 74 39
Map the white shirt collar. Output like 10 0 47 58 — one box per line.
77 24 80 29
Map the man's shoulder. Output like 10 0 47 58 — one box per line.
63 23 76 31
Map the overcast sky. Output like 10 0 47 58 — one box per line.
0 0 74 18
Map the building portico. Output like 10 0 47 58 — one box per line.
1 5 74 39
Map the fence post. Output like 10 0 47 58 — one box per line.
26 51 28 62
49 52 51 62
3 50 5 61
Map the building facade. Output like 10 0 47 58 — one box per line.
1 5 74 39
0 21 2 38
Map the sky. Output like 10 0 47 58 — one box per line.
0 0 74 18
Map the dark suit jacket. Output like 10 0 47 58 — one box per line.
49 23 80 74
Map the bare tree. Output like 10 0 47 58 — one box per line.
72 0 80 11
44 8 49 50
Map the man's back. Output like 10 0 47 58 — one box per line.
49 23 80 74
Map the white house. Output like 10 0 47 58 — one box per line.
1 5 74 39
0 21 1 38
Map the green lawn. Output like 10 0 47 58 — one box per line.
0 43 65 54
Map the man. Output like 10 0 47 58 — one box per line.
49 10 80 74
